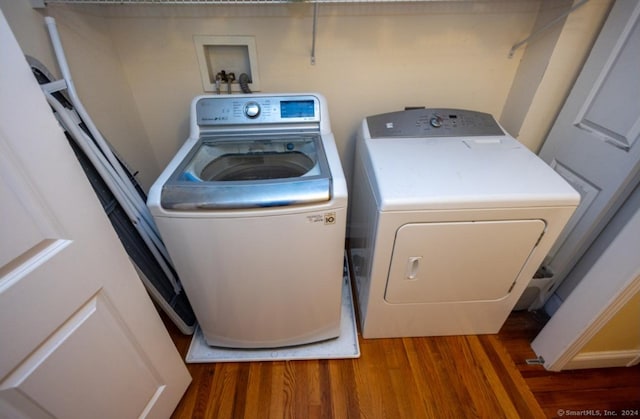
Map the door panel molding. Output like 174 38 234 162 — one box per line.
575 12 640 151
535 0 640 306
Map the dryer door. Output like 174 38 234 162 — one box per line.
384 220 545 304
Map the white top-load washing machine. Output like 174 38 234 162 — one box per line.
148 93 347 348
349 108 579 338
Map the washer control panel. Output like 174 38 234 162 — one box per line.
196 94 321 126
366 108 504 138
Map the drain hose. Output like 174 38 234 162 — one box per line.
239 73 252 94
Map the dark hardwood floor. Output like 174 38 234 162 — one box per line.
164 306 640 418
496 312 640 418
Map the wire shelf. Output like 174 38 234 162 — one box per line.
40 0 478 4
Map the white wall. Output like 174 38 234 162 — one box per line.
504 0 613 152
101 2 540 180
1 0 611 190
500 0 573 146
0 1 160 190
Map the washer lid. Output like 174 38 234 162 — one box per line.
161 134 332 209
360 133 580 211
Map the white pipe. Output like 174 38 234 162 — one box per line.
45 17 125 179
44 17 159 236
43 16 177 267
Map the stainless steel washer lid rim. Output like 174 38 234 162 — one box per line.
160 134 333 210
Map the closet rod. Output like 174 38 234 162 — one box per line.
508 0 590 58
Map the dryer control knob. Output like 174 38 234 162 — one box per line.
244 102 261 118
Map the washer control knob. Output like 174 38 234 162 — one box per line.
430 115 443 128
244 102 261 118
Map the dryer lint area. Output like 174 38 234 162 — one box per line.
348 108 580 338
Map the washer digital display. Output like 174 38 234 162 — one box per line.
281 100 315 118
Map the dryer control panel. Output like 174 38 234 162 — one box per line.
366 108 504 139
195 94 321 126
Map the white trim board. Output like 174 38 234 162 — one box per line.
565 349 640 370
531 210 640 371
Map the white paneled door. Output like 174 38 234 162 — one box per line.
0 11 190 418
536 0 640 305
530 0 640 371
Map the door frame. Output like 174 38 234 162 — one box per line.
531 188 640 370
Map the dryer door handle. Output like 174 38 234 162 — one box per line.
406 256 422 280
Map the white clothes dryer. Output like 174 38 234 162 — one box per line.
348 108 579 338
148 93 347 348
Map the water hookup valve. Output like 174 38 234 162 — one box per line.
214 70 236 95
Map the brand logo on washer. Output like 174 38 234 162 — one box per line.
324 212 336 225
306 212 336 225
